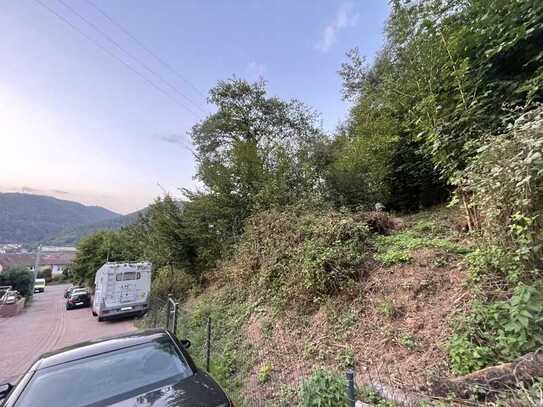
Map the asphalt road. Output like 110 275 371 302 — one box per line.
0 283 136 384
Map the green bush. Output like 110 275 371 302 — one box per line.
151 266 196 300
37 268 52 283
460 107 543 275
0 267 34 297
449 283 543 374
299 368 347 407
229 209 370 307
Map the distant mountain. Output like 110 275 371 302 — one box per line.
46 209 144 245
0 193 120 244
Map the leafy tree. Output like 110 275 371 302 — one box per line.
0 267 34 297
190 78 325 233
71 230 140 285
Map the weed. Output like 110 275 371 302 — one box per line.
397 331 416 350
260 319 274 338
378 300 398 319
257 362 273 384
299 368 347 407
375 231 469 266
336 347 355 369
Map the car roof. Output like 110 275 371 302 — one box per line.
35 329 169 370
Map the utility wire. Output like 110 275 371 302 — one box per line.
55 0 206 116
33 0 200 118
84 0 209 103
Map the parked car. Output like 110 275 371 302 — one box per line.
4 290 20 305
33 278 46 293
0 329 232 407
66 289 91 310
63 286 81 299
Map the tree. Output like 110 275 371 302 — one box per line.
190 79 326 233
0 267 34 297
71 230 140 285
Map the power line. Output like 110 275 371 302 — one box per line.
84 0 209 103
55 0 207 116
33 0 200 118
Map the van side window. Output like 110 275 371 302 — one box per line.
115 272 141 281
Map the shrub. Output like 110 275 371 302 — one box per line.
37 268 52 283
0 267 34 297
228 209 370 307
449 283 543 374
460 107 543 275
299 368 347 407
151 266 196 299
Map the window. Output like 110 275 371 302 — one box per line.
15 339 192 407
115 272 141 281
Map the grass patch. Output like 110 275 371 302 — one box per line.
374 231 469 266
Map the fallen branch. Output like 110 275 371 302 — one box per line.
430 348 543 399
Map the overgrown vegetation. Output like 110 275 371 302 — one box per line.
228 209 371 308
0 267 34 297
73 0 543 403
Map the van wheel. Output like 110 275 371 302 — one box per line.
97 317 103 322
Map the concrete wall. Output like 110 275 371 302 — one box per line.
0 297 26 318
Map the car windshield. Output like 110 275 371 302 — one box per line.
15 339 192 407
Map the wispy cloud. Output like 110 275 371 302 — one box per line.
51 189 68 195
246 61 266 79
316 3 359 52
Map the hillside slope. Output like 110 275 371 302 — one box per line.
144 206 476 405
0 193 119 243
46 209 143 245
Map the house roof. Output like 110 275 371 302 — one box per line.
0 252 76 270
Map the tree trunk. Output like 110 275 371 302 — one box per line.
430 349 543 399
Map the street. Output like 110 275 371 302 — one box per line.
0 284 136 384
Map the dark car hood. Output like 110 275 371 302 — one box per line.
109 371 230 407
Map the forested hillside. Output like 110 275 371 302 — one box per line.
72 0 543 404
46 208 142 246
0 193 119 243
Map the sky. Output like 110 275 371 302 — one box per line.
0 0 389 214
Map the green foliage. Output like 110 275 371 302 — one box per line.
37 268 52 283
378 300 398 319
150 266 196 299
299 368 347 407
358 386 397 407
172 285 255 405
338 0 543 211
460 108 543 275
189 78 326 241
0 267 34 297
230 209 370 308
72 229 140 285
449 283 543 374
375 231 467 266
397 331 416 350
257 362 272 384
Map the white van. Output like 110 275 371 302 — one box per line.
92 261 152 321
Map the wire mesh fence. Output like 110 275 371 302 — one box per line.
137 295 543 406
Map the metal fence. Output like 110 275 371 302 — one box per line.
138 296 543 406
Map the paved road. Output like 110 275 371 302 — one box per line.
0 284 136 384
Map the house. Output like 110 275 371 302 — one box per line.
0 251 76 275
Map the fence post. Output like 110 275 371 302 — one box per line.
172 301 178 337
206 316 211 372
166 294 172 330
346 368 355 407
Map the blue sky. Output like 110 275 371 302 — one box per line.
0 0 389 214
